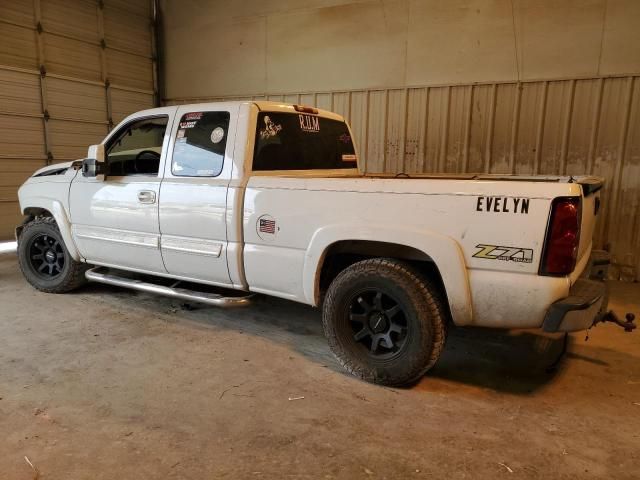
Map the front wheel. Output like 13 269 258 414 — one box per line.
322 258 447 386
18 217 88 293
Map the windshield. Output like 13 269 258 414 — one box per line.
252 112 357 171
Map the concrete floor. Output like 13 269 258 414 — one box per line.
0 252 639 480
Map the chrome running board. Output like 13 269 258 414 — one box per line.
85 267 252 307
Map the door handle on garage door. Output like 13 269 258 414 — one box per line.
137 190 156 204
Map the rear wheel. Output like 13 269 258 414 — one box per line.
322 258 447 386
18 217 88 293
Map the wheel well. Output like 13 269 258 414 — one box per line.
16 208 53 240
23 207 53 218
317 240 451 319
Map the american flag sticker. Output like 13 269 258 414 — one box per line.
259 218 276 234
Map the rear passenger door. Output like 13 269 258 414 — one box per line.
158 105 238 286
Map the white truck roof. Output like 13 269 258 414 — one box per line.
131 101 345 123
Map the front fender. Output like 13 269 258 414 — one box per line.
303 224 473 326
18 196 82 261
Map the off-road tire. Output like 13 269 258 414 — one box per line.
18 217 88 293
322 258 447 386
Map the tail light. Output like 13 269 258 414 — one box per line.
540 197 581 275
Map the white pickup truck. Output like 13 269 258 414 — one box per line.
16 101 635 386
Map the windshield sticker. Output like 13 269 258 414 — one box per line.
473 244 533 264
185 112 203 121
210 127 225 144
299 114 320 133
176 129 185 139
180 121 197 129
339 133 351 144
259 115 282 139
476 196 530 214
342 154 357 162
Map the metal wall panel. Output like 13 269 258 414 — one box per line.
618 79 640 279
0 69 42 115
43 33 103 81
107 0 151 18
0 115 45 159
41 0 100 42
47 77 107 123
103 5 152 56
110 88 155 123
106 48 153 90
365 90 386 173
0 22 38 69
0 0 156 240
185 75 640 278
48 120 108 160
0 2 35 25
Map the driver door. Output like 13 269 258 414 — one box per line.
69 108 177 273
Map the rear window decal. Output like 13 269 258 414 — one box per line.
299 114 320 133
259 115 282 139
342 154 357 162
210 127 225 144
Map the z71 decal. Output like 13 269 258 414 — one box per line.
473 244 533 264
476 196 530 214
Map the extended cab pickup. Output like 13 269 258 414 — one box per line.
16 101 635 386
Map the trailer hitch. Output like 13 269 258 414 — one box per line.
548 311 635 373
595 311 637 332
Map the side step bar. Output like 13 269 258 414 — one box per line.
85 267 252 308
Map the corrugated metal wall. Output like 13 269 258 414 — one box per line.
0 0 157 239
168 74 640 279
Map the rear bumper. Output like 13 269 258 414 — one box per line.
542 278 606 332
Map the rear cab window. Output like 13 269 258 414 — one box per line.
252 111 357 171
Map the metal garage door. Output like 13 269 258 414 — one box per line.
0 0 157 239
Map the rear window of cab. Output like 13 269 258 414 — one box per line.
252 112 356 171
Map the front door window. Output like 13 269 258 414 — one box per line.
106 116 168 176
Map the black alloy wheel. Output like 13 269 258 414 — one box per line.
27 233 66 279
348 289 409 358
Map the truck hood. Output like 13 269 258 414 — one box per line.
32 161 76 177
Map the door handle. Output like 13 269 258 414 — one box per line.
137 190 156 204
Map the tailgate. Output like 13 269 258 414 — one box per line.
576 177 604 264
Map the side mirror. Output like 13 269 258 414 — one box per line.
83 144 107 178
87 144 105 162
82 157 108 178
